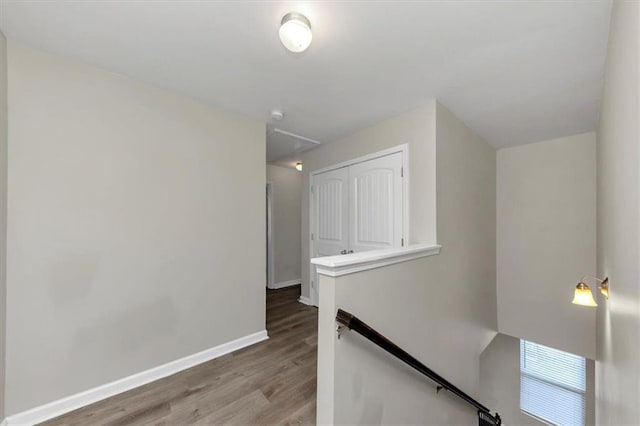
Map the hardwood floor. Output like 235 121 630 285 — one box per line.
43 285 318 425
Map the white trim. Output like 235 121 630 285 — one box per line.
298 296 315 306
311 144 408 176
269 279 301 290
309 174 317 306
402 145 410 248
1 418 7 426
266 182 275 289
5 330 268 426
311 243 441 277
309 144 410 306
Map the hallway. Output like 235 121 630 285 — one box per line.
44 286 318 425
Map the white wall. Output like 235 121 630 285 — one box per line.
0 30 7 421
300 102 437 300
595 1 640 424
266 165 302 287
316 102 497 424
497 132 597 359
5 42 266 414
479 333 595 426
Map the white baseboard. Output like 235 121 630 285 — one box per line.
1 418 7 426
269 279 301 290
5 330 268 426
298 296 315 306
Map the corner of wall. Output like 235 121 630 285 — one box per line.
595 1 640 424
0 28 7 422
434 100 498 338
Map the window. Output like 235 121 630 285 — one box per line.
520 340 586 426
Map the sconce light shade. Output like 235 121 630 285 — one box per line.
572 282 597 307
295 162 303 171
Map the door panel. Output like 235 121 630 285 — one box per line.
311 167 349 305
313 167 349 257
349 152 403 252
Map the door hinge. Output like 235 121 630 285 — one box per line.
401 167 404 178
401 238 404 246
311 280 314 288
311 185 314 194
311 233 314 240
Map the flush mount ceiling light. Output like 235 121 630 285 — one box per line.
571 276 609 307
295 162 303 171
279 12 312 53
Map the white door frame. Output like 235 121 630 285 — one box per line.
309 143 410 306
266 182 275 289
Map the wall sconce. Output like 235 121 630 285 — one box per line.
571 276 609 307
295 162 303 171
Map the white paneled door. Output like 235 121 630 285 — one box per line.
312 167 350 258
310 150 405 305
349 152 403 252
310 166 349 306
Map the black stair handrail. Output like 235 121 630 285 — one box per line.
336 309 501 426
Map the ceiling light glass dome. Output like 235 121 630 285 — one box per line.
279 12 312 53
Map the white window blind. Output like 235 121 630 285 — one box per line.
520 340 586 426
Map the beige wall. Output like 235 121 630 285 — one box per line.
266 165 302 286
479 333 595 426
5 42 266 414
0 30 7 421
317 103 497 424
300 101 437 300
497 132 597 359
595 1 640 424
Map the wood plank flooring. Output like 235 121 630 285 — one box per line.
43 285 318 425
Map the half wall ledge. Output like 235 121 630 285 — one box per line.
311 244 442 278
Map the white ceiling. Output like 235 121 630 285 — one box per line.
0 0 612 162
